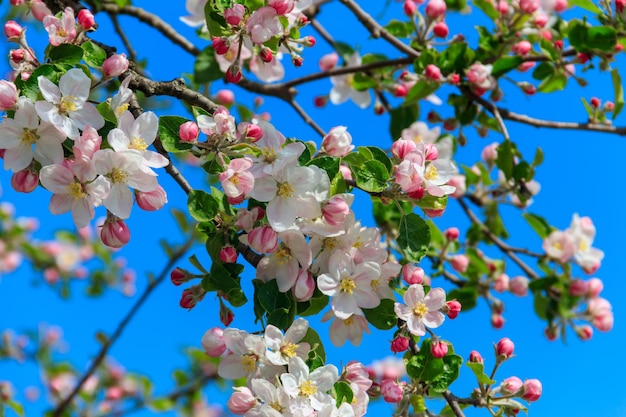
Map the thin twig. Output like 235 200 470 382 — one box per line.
310 18 336 47
288 99 326 137
108 13 138 63
51 236 196 417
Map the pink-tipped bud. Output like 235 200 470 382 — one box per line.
469 350 483 363
179 288 196 309
494 273 509 293
424 208 445 218
323 196 351 226
431 341 448 358
433 21 449 37
220 303 234 326
314 96 328 107
425 0 447 18
170 267 188 286
391 335 409 353
292 56 303 67
302 36 316 47
0 80 18 111
11 169 38 193
135 185 168 211
501 376 523 394
77 9 95 30
393 84 408 97
102 54 129 78
544 326 558 341
402 264 424 285
226 64 242 83
224 4 245 25
512 41 532 55
240 122 263 142
201 327 227 356
425 64 442 81
259 47 273 63
519 0 539 13
212 37 230 55
450 254 469 273
4 20 23 39
101 218 131 248
322 125 354 157
380 379 403 403
215 89 235 106
10 0 25 5
424 143 439 161
522 379 542 402
569 278 588 296
10 49 26 64
577 52 590 64
444 227 460 240
268 0 295 15
319 52 338 71
30 0 52 21
448 73 461 85
219 246 238 263
496 337 514 358
340 164 353 181
446 300 462 319
509 276 529 297
491 313 505 329
618 0 626 12
575 325 593 341
293 269 315 301
590 97 601 108
227 387 256 414
392 139 417 160
587 278 603 297
481 142 499 165
246 225 279 253
403 0 417 15
179 121 199 142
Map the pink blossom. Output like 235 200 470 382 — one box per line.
425 64 442 80
100 218 131 248
587 278 603 297
496 337 514 358
243 225 279 253
433 21 449 37
4 20 23 39
30 0 52 20
391 335 409 353
219 157 255 199
11 169 38 193
135 185 168 211
322 126 354 157
43 8 77 46
219 246 238 263
469 350 483 363
446 300 461 319
500 376 523 394
522 379 542 401
494 273 509 292
0 80 18 111
102 54 129 77
509 276 529 296
380 379 403 403
227 386 255 414
246 7 283 44
450 254 469 273
425 0 447 17
77 9 95 30
269 0 295 15
293 269 315 301
431 341 448 358
319 52 339 71
402 264 424 285
201 327 226 356
322 311 370 346
224 4 245 25
322 195 351 226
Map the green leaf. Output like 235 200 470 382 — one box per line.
405 339 462 393
568 20 588 50
96 102 117 125
495 140 514 180
148 398 175 412
351 73 377 91
15 64 56 101
568 0 601 13
205 262 247 307
301 326 326 363
532 62 554 81
48 44 83 66
81 41 107 67
187 189 218 222
158 116 194 153
405 80 440 104
194 47 224 84
256 280 295 329
354 160 389 192
307 156 340 182
334 381 354 406
533 291 550 320
297 293 329 316
204 4 230 37
5 400 25 417
389 103 419 140
438 42 474 74
586 26 617 51
522 212 552 238
466 361 496 385
538 71 567 93
362 299 397 330
473 0 499 19
385 19 414 38
447 286 478 311
532 146 544 167
611 68 624 119
491 56 523 77
397 213 430 262
365 146 393 173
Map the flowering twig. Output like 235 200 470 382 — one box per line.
51 235 195 417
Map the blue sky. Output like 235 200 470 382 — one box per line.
1 1 625 416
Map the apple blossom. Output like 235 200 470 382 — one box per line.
280 356 338 414
329 53 371 108
256 230 312 292
496 337 514 358
201 327 226 356
227 386 256 414
394 284 446 336
11 168 38 193
522 379 542 401
321 310 370 347
102 54 129 78
391 335 409 353
431 341 449 358
77 9 95 30
0 80 18 110
43 8 77 46
135 185 168 211
500 376 523 394
219 246 238 263
219 157 255 200
469 350 483 363
246 7 283 44
380 379 403 403
100 217 131 248
321 126 354 157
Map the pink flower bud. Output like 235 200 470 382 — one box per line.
425 208 445 217
224 4 245 25
425 64 442 81
446 300 462 319
77 9 95 30
431 341 448 358
500 376 523 394
135 185 168 211
11 169 38 193
10 0 25 5
380 379 403 403
496 337 514 358
4 20 23 39
293 269 315 301
323 195 351 226
201 327 226 356
227 386 256 414
219 246 238 263
392 139 417 160
226 64 242 84
180 288 196 309
340 164 353 181
575 325 593 340
509 276 529 296
590 97 601 108
269 0 294 14
402 264 424 285
30 0 52 21
322 126 354 157
102 54 129 78
220 303 234 326
587 278 603 297
433 22 449 37
239 122 263 142
0 80 18 111
522 379 542 402
302 36 316 47
469 350 483 363
425 0 447 18
403 0 417 15
569 278 588 296
481 142 499 165
544 326 558 341
259 47 273 63
491 313 505 329
319 52 339 71
393 84 408 97
424 143 439 161
170 267 187 286
179 121 199 142
391 335 409 353
519 0 539 13
10 49 25 64
444 227 460 240
292 56 304 67
494 273 509 293
215 89 235 105
246 226 279 253
101 218 131 248
450 254 469 273
314 96 328 107
212 37 230 55
618 0 626 12
512 41 532 55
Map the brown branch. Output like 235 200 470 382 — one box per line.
51 236 195 417
108 13 138 63
288 99 326 137
310 18 336 47
457 198 539 280
338 0 420 58
443 390 467 417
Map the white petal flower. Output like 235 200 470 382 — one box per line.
394 284 446 336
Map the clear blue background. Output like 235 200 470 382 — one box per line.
1 1 625 416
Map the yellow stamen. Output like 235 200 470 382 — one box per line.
339 277 356 294
343 316 354 326
129 137 148 152
274 247 292 266
277 182 294 198
21 129 39 144
240 354 257 372
281 342 299 358
413 301 428 318
425 165 438 181
299 380 317 397
109 168 127 184
114 103 129 117
68 182 86 200
262 147 277 163
59 95 78 114
322 238 338 251
414 134 423 143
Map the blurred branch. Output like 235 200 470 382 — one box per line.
443 390 467 417
51 235 196 417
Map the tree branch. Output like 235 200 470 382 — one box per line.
443 390 467 417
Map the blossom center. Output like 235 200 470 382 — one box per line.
262 147 277 163
425 165 438 181
343 316 354 326
339 277 356 294
277 182 294 198
280 342 298 358
109 168 128 184
322 238 338 251
68 182 86 199
414 134 423 143
371 278 381 288
274 247 292 265
114 103 129 117
129 137 148 152
240 354 257 372
59 95 79 114
21 128 39 144
413 301 428 318
299 380 317 397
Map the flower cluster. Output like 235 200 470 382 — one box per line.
543 214 604 273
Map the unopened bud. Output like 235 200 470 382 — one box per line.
77 9 96 30
496 337 514 358
102 53 129 77
100 218 131 248
430 341 448 358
